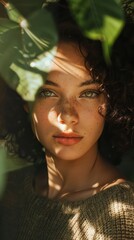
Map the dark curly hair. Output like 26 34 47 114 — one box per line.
0 1 134 165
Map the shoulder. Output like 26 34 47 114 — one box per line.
81 181 134 218
86 182 134 239
106 181 134 213
85 182 134 225
98 181 134 210
104 181 134 200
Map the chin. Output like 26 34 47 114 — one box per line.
47 147 90 162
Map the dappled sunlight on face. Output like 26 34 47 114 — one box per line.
30 41 107 161
46 42 90 83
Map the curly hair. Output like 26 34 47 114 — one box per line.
0 2 134 165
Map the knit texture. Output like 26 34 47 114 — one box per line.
0 166 134 240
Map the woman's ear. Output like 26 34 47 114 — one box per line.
98 103 107 117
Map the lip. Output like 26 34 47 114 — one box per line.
53 132 83 146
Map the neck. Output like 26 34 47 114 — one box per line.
45 147 105 199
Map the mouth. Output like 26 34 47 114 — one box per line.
53 133 83 146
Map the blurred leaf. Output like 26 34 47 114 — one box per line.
10 63 43 101
0 18 18 32
6 0 45 17
69 0 125 62
0 4 58 100
6 2 24 23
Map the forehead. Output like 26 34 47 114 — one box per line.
56 42 84 64
48 42 90 81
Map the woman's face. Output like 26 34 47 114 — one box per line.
31 42 107 161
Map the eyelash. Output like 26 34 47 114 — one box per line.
37 89 57 98
80 90 101 98
37 89 101 99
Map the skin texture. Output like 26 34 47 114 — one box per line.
31 42 123 200
32 42 106 160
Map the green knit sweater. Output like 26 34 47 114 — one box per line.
0 166 134 240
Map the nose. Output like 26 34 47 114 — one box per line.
57 99 79 125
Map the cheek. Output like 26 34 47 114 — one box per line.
31 106 57 135
81 105 105 134
81 100 105 117
92 112 105 138
48 108 58 126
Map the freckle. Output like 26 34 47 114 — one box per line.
71 97 77 105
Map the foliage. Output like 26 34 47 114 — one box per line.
69 0 125 62
0 0 58 195
0 1 58 101
0 0 126 101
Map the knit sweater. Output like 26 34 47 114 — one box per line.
0 166 134 240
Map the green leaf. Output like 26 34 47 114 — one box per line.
69 0 125 62
10 63 44 101
25 8 58 52
0 18 18 33
8 0 44 17
0 6 58 101
6 2 25 23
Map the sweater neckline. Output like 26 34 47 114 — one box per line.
31 180 133 208
24 166 133 208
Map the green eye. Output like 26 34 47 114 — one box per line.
38 89 56 98
80 90 100 98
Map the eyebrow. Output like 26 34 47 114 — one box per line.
44 79 100 88
45 80 59 87
78 79 100 87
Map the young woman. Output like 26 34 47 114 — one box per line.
0 3 134 240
